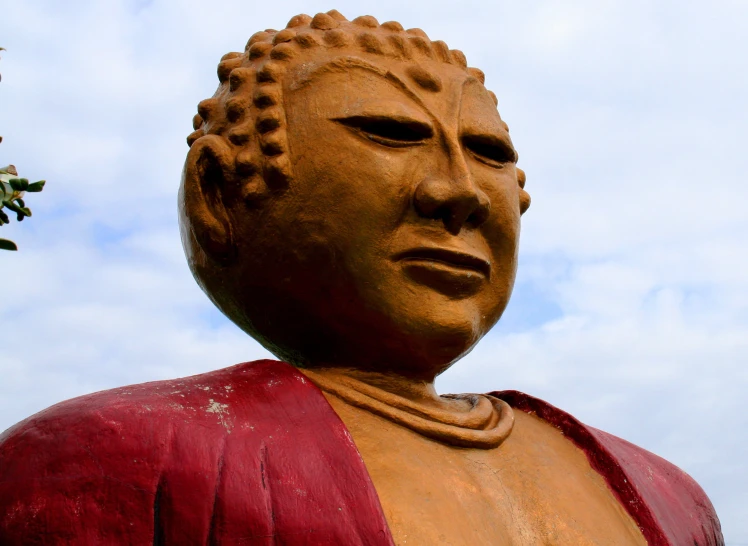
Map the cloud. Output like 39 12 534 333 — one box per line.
1 0 746 541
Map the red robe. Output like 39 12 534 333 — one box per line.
0 360 723 545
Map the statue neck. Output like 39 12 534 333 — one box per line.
299 366 515 449
304 366 458 413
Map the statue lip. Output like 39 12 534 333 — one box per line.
394 247 491 277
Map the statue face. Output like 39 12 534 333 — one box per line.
222 54 522 379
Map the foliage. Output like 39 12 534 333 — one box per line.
0 165 46 250
0 47 46 251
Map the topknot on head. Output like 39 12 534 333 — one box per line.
294 31 322 49
408 35 432 58
311 12 340 30
192 114 203 130
468 67 485 84
387 34 411 59
218 54 244 82
450 49 467 68
381 21 404 32
270 43 297 61
286 14 312 28
197 98 218 121
406 28 429 39
257 62 283 83
192 11 498 144
324 29 351 48
358 32 385 55
326 9 347 22
273 29 296 44
210 12 491 105
247 31 273 49
229 67 253 91
431 41 452 63
352 15 379 28
248 42 272 60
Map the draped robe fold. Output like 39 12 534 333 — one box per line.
0 360 723 545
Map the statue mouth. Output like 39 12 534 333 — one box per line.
393 247 490 297
394 247 491 277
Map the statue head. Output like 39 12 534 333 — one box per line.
179 10 531 381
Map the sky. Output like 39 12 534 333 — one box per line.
1 0 747 541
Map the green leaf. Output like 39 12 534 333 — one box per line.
26 180 46 192
8 178 29 191
2 200 21 214
0 238 18 251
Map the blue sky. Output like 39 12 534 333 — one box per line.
2 0 747 542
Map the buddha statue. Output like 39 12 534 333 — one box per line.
0 11 723 545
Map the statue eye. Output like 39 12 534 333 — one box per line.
463 135 517 167
335 116 433 148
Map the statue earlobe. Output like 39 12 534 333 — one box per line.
179 135 237 265
517 168 531 215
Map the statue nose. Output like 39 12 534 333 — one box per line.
413 174 491 234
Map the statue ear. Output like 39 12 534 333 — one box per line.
180 135 237 264
517 168 531 215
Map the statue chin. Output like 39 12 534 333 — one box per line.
221 283 487 379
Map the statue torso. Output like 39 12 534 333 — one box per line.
313 376 647 546
0 361 721 545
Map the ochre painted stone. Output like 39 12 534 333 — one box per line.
0 11 723 545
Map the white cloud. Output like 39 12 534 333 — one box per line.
1 0 746 542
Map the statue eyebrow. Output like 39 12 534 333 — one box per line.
291 56 385 87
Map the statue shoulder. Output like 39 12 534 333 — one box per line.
0 359 391 545
1 360 255 451
494 390 724 546
0 359 292 544
588 427 724 546
0 380 167 542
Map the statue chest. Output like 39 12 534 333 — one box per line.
324 394 647 546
